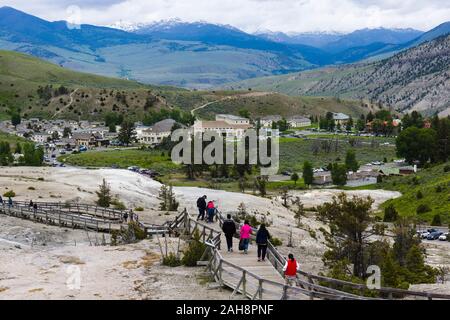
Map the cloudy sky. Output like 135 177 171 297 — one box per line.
1 0 450 33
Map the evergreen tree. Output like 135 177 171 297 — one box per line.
96 179 112 208
293 196 305 227
302 161 314 186
291 172 299 185
318 193 375 278
383 204 399 222
345 150 359 172
331 163 347 186
118 121 136 146
11 113 21 128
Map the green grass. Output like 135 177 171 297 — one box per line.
59 149 180 175
279 138 397 172
374 163 450 224
0 131 30 148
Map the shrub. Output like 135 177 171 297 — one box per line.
111 199 126 210
135 207 144 211
435 185 443 193
3 190 15 197
28 186 36 190
431 214 442 226
411 177 420 185
37 177 44 181
271 237 283 247
181 230 207 267
162 252 182 267
383 204 399 222
110 222 146 245
416 190 423 199
416 204 431 214
444 165 450 173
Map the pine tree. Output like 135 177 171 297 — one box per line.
302 161 313 186
293 196 305 227
280 187 291 207
345 150 359 172
118 121 136 146
291 172 299 185
331 163 347 186
96 179 112 208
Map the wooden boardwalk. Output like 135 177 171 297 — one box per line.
0 201 124 233
217 235 299 300
179 212 318 300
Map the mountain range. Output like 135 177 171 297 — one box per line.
0 50 370 122
228 33 450 117
0 6 449 93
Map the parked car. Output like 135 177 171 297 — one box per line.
426 231 443 240
127 166 139 172
59 149 66 155
439 233 448 241
79 146 87 152
419 228 438 239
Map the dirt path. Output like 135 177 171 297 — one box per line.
191 91 274 117
51 88 79 119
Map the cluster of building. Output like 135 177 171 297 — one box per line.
312 162 417 186
260 115 312 128
1 111 332 150
0 117 181 149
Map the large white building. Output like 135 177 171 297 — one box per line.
260 115 282 128
215 114 250 125
287 116 311 128
137 119 177 145
193 114 252 138
332 113 350 126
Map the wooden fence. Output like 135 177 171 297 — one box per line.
178 209 374 300
212 210 450 300
0 201 122 232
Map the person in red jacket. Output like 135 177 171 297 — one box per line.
283 253 299 286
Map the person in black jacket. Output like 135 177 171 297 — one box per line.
196 195 207 221
256 224 271 261
222 214 237 252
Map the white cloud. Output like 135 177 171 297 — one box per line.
1 0 450 32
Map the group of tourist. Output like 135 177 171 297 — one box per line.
122 210 139 223
196 195 217 223
196 194 300 286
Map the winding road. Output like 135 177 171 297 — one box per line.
190 91 274 118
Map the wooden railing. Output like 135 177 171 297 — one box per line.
12 201 123 220
213 210 450 300
296 270 450 300
178 209 374 300
0 201 121 232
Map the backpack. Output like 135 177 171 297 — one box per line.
196 197 203 207
238 239 245 251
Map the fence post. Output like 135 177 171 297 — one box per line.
242 270 247 297
259 279 263 300
282 285 288 300
218 260 223 290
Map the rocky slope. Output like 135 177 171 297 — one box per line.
230 34 450 116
